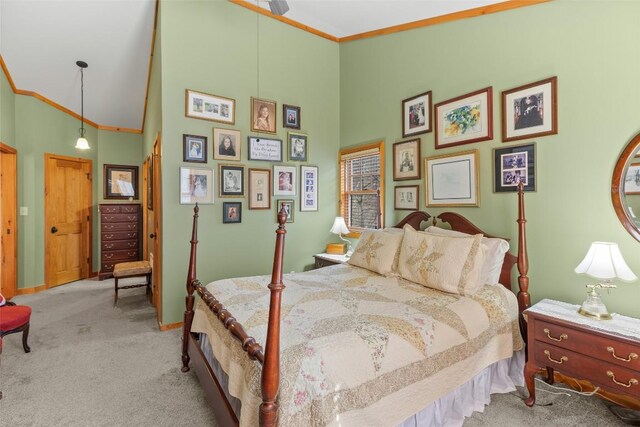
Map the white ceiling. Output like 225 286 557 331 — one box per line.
0 0 510 131
0 0 155 130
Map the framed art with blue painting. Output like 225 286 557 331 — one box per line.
183 134 207 163
493 143 536 192
434 87 493 149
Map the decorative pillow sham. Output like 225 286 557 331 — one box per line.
424 226 509 285
348 230 403 275
398 225 485 295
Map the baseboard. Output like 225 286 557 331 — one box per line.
159 321 183 331
90 270 98 278
552 371 640 410
15 284 48 295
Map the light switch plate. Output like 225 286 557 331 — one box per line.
19 206 28 216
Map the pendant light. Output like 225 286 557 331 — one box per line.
75 60 90 150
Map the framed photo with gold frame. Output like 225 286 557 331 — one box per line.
213 128 240 161
393 138 420 181
248 168 271 210
251 97 277 134
425 150 479 207
185 89 235 124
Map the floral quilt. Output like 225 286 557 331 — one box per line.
191 264 523 427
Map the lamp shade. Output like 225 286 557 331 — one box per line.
75 137 90 150
330 217 350 235
574 242 637 282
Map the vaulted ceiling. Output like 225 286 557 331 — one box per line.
0 0 518 132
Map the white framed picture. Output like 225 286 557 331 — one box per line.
425 150 479 207
502 77 557 142
180 167 214 205
300 165 318 212
273 165 296 196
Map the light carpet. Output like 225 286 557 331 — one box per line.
0 279 627 426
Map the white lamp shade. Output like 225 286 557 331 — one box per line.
75 137 90 150
574 242 637 282
330 217 350 235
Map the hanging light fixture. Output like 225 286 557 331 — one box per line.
75 60 90 150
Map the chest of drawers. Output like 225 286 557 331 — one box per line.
524 299 639 407
99 204 141 280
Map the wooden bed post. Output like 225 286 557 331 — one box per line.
516 183 531 340
181 204 199 373
260 208 288 427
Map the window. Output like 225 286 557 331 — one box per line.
339 142 384 233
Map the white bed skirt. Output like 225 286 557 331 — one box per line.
199 333 525 427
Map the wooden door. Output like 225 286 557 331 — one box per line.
150 135 162 320
44 154 92 287
0 143 18 299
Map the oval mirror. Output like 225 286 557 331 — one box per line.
612 132 640 242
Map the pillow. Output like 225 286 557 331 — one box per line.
424 226 509 285
398 225 485 295
348 230 403 275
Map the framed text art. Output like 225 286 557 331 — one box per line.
104 164 139 200
425 150 479 207
493 143 536 192
402 91 432 138
183 134 207 163
393 138 421 181
248 168 271 210
434 87 493 149
502 77 558 142
180 167 214 205
185 89 235 125
247 136 283 162
300 165 318 212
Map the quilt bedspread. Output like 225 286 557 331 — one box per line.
191 264 523 427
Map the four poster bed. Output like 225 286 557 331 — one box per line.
181 186 531 427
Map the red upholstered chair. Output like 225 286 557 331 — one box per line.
0 301 32 353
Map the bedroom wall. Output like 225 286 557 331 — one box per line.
143 4 162 155
339 1 640 317
158 0 340 324
0 63 15 146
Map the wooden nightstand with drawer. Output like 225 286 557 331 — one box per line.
313 253 349 269
524 299 639 408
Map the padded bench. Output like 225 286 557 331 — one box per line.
113 261 152 305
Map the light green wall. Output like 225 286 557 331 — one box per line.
339 1 640 317
97 130 143 204
158 0 340 324
0 63 16 146
143 4 162 155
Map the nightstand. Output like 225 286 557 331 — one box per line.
524 299 639 407
313 253 349 269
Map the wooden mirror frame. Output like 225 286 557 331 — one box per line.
611 131 640 242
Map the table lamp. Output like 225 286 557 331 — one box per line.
574 242 637 320
329 217 352 257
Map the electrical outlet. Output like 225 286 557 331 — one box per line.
19 206 28 216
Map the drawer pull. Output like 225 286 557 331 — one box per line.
105 244 114 249
128 225 136 230
128 243 135 247
105 254 113 259
105 225 114 230
105 234 114 239
543 328 568 342
606 371 638 388
544 350 568 364
607 347 638 363
128 252 136 256
105 216 114 220
128 216 136 221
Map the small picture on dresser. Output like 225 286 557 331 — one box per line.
104 164 139 200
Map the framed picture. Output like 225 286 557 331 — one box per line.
393 138 421 181
180 167 214 205
502 76 558 142
219 164 245 198
104 164 139 200
251 97 277 134
402 91 432 137
222 202 242 224
434 87 493 149
300 165 318 212
185 89 235 125
493 143 536 192
276 199 294 223
625 163 640 195
288 132 308 162
273 165 296 196
247 136 283 162
395 185 419 210
248 168 271 210
183 134 207 163
283 104 301 129
213 128 241 161
424 150 479 207
147 155 153 211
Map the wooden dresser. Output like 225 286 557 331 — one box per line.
99 204 141 280
524 299 639 407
